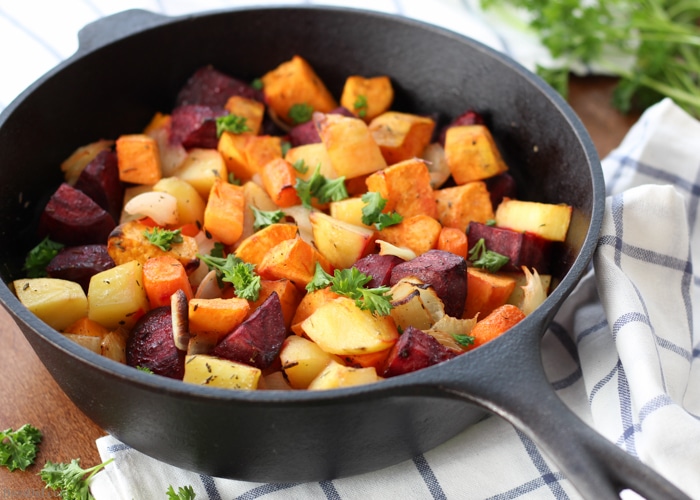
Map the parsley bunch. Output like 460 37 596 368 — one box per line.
40 457 113 500
307 264 393 316
361 192 403 230
198 252 261 301
481 0 700 117
0 424 42 471
295 165 349 209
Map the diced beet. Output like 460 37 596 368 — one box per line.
484 173 518 210
390 250 467 318
74 149 124 221
46 244 115 293
352 254 405 288
289 107 354 147
127 306 185 379
467 222 552 274
175 65 263 107
210 292 286 370
169 104 227 149
38 183 116 246
438 109 485 146
382 326 457 378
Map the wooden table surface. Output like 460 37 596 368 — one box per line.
0 75 641 494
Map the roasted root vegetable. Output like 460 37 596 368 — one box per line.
19 58 574 390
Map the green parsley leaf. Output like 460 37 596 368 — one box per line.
485 219 497 227
306 262 334 293
353 94 368 118
167 484 197 500
288 103 314 124
198 253 261 301
136 366 154 374
305 264 392 315
295 165 348 209
210 242 226 259
23 237 63 278
143 227 183 251
251 78 263 91
292 159 309 174
453 334 476 348
252 206 285 231
316 177 349 204
216 114 250 137
360 192 403 230
468 238 509 273
281 141 292 156
40 457 114 500
0 424 42 471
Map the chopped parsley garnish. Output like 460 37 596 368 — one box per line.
306 264 393 316
288 103 314 124
295 165 348 208
353 94 368 118
453 334 476 348
468 238 509 273
143 227 183 251
23 237 64 278
250 78 263 91
360 192 403 230
216 114 250 137
198 253 261 301
0 424 42 471
136 366 154 374
252 206 286 231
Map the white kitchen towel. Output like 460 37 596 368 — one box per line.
2 1 698 499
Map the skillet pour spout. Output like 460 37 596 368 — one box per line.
0 5 690 499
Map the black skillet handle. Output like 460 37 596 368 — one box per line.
75 9 170 55
422 316 690 500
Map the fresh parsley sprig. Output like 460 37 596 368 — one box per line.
0 424 42 471
295 165 349 209
143 227 183 251
251 206 286 231
167 484 197 500
23 237 63 278
288 103 314 124
40 457 114 500
354 94 369 118
216 114 250 136
198 252 261 301
361 192 403 230
468 238 509 273
306 263 393 316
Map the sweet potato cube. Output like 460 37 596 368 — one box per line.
377 214 442 257
235 223 299 266
142 255 194 309
315 113 387 179
290 287 341 336
464 267 517 320
224 95 265 135
436 227 468 259
444 125 508 184
368 112 435 165
470 304 525 348
284 143 337 180
115 134 162 185
340 75 394 122
188 297 250 339
245 135 283 177
261 158 302 208
261 55 338 126
247 279 302 330
257 237 332 291
174 148 227 200
203 178 246 245
365 158 437 219
435 181 495 232
217 132 253 181
495 198 572 242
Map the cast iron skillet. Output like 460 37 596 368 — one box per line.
0 7 688 499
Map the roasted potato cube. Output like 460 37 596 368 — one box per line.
13 278 88 331
435 181 494 232
366 158 437 219
368 111 435 165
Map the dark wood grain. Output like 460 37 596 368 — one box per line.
0 76 638 494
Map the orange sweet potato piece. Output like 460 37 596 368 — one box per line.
245 135 283 177
378 214 442 256
217 132 253 181
257 237 332 291
224 95 265 135
234 223 299 266
444 125 508 184
203 178 246 245
435 181 495 232
464 268 517 320
365 158 437 219
247 279 302 330
368 112 435 165
437 226 468 259
188 297 251 340
469 304 525 348
115 134 163 185
142 255 194 309
261 158 302 208
290 287 341 336
340 75 394 122
340 348 392 371
261 55 338 126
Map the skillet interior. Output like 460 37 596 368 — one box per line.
0 6 601 481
